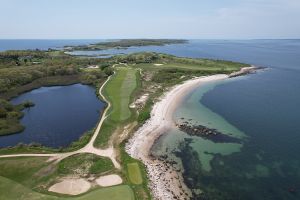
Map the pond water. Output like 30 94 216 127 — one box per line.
0 84 105 148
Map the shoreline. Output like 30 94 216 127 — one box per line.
125 67 258 200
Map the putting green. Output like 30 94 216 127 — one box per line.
127 162 143 185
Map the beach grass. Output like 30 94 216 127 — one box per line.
58 153 114 175
127 162 143 185
133 61 244 73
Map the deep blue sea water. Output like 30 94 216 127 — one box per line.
0 84 104 148
0 39 105 51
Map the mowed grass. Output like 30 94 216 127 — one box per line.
105 67 137 122
95 67 138 148
75 185 134 200
0 156 49 187
0 176 134 200
127 162 143 185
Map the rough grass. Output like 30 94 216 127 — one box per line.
0 119 24 136
0 157 49 187
134 61 244 72
127 163 143 185
58 153 114 175
0 176 57 200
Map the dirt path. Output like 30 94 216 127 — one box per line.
0 66 121 169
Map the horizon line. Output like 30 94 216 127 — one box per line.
0 38 299 40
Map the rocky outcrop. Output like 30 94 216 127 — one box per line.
177 122 241 143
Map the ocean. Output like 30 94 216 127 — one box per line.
0 39 105 51
150 40 300 199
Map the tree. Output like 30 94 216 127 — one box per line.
0 108 7 118
104 67 113 76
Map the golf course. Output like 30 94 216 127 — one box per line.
0 41 247 200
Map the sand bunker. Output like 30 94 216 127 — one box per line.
96 174 123 187
154 63 164 66
48 178 91 195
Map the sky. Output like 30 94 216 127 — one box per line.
0 0 299 39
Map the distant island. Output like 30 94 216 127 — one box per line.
64 39 188 51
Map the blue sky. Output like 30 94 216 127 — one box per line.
0 0 299 39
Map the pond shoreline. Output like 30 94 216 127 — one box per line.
0 75 84 100
0 83 106 151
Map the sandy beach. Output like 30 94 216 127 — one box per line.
126 67 256 200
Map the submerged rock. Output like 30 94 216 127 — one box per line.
177 122 241 143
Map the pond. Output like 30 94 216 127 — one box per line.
0 84 105 148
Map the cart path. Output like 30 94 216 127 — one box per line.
0 65 121 169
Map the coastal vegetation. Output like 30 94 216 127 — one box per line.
65 39 187 51
0 40 250 200
58 153 114 175
0 129 94 155
0 50 112 99
0 99 34 135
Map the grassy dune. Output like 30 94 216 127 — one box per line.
58 153 114 175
